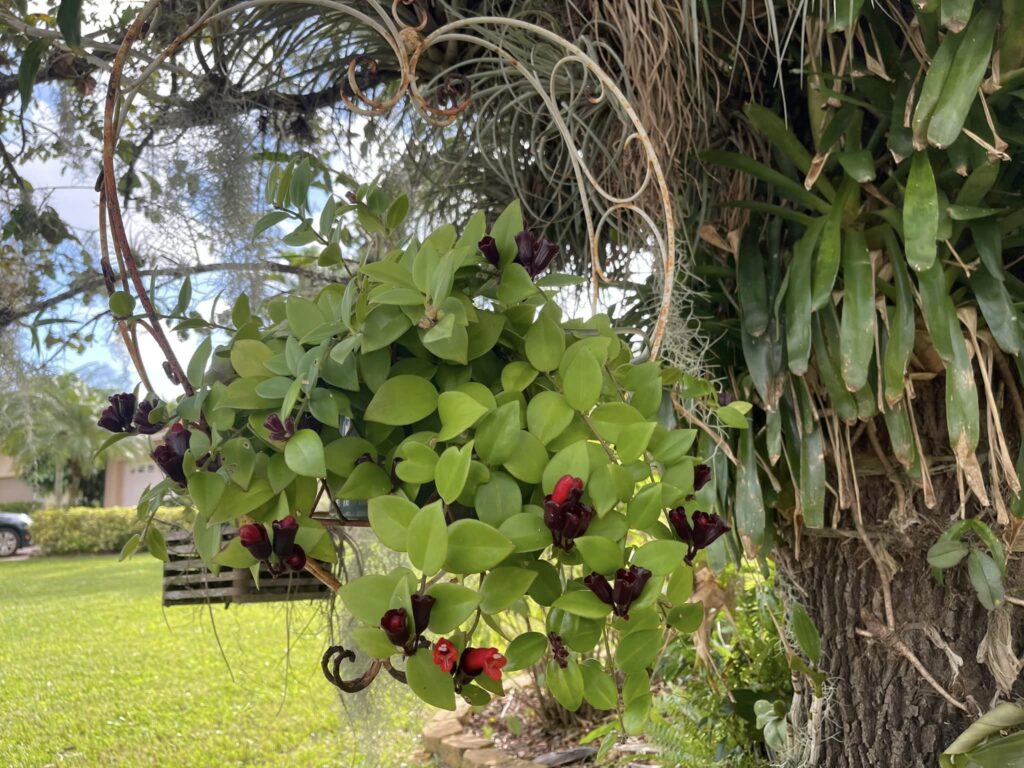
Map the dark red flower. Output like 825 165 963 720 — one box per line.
410 594 435 636
133 400 164 434
380 608 410 646
478 236 500 268
152 423 190 485
548 633 569 668
239 523 272 561
98 392 136 433
513 230 559 278
433 637 459 673
586 566 651 620
667 507 730 564
264 413 295 442
544 476 594 551
271 515 299 558
693 464 712 492
283 544 306 571
461 647 507 681
584 573 614 606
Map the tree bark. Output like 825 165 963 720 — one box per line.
777 382 1023 767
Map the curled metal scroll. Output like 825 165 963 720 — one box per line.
321 646 407 692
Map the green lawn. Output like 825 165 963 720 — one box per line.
0 556 425 767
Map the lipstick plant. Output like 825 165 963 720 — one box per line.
104 186 743 730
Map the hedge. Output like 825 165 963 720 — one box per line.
30 507 186 555
0 501 41 515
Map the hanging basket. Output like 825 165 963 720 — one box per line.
162 527 332 606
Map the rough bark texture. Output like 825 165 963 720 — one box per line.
778 380 1024 768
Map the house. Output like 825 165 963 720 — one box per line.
0 455 36 505
0 453 164 509
102 458 165 507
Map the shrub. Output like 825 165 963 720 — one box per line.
0 501 41 515
31 507 185 555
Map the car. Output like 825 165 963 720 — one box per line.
0 511 32 557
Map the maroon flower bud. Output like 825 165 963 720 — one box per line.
478 236 501 268
460 647 507 681
152 423 190 485
584 572 614 606
271 515 299 558
693 464 712 492
264 413 295 442
133 399 164 434
548 633 569 668
513 230 560 278
98 392 136 433
718 392 734 406
667 506 692 544
239 523 272 561
609 565 652 620
410 594 435 636
297 412 322 433
283 544 306 571
690 511 730 551
380 608 410 646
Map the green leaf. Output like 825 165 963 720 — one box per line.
904 151 939 271
474 472 523 528
501 361 538 392
479 567 537 613
443 519 514 574
208 480 275 524
967 550 1004 610
407 501 448 576
18 39 49 113
563 348 602 412
435 442 473 504
119 533 141 562
230 339 273 378
337 462 392 500
351 627 398 659
368 495 418 552
475 401 521 465
437 391 489 441
526 391 574 445
424 582 481 633
504 632 548 671
626 484 663 529
615 629 660 673
286 296 326 338
187 472 227 519
546 658 584 711
631 540 686 576
145 526 168 563
338 573 410 624
667 603 703 632
284 430 326 477
927 538 969 569
187 336 212 389
790 603 822 664
56 0 83 46
364 375 439 426
615 422 655 463
386 194 410 229
573 536 623 575
109 291 136 318
525 312 565 372
406 650 457 710
580 660 618 710
254 210 290 237
214 537 258 568
503 431 548 484
552 590 612 619
498 511 551 553
491 200 523 265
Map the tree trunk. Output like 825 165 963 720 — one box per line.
777 383 1024 767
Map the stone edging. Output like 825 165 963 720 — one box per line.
417 699 540 768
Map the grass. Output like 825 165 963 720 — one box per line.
0 556 426 767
